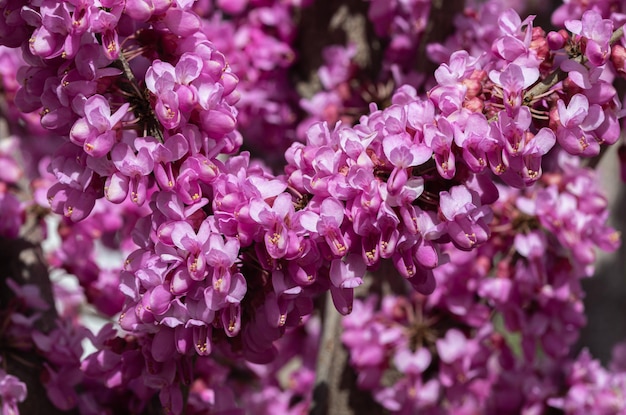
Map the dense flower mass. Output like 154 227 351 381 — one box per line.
0 0 626 413
342 150 620 413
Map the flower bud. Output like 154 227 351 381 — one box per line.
547 30 568 50
611 44 626 78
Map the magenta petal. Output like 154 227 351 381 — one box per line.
330 285 354 315
152 328 175 362
102 29 120 60
156 192 185 220
170 221 195 250
156 93 181 130
65 188 96 221
84 130 116 158
479 278 512 303
320 197 345 225
109 102 130 126
596 111 620 145
408 269 436 295
154 163 176 191
104 172 128 203
128 176 148 205
171 268 193 296
393 248 417 279
41 108 74 131
149 285 173 315
160 384 184 415
437 329 467 363
30 26 57 57
226 272 247 303
69 118 92 145
200 109 236 138
394 348 431 375
175 53 203 84
124 0 153 21
192 324 212 356
329 259 346 287
119 306 139 331
440 185 473 220
387 167 408 195
164 9 201 37
583 104 605 131
216 0 248 14
204 287 223 310
415 240 438 269
165 133 189 161
221 72 239 96
222 304 241 337
264 293 283 327
174 325 193 355
558 94 588 127
561 60 591 89
586 40 607 66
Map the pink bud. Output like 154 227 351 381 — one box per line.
547 30 567 50
611 44 626 78
200 109 236 138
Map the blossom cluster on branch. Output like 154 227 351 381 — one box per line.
0 0 626 414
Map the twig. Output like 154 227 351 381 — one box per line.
310 292 341 415
116 53 165 143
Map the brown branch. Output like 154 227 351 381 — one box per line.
309 288 384 415
0 234 78 415
310 293 341 415
116 53 165 143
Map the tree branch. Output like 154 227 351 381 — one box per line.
310 293 341 415
310 288 384 415
116 53 165 143
0 234 78 415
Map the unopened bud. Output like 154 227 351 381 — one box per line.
547 30 568 50
464 96 484 113
611 44 626 78
462 78 482 98
531 27 549 60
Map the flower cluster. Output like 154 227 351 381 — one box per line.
548 348 626 413
0 364 27 415
297 44 371 139
286 92 495 296
341 151 619 413
199 0 310 166
1 0 626 414
366 0 431 83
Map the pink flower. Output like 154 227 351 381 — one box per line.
565 10 614 66
383 131 432 193
424 117 455 179
0 369 27 415
70 95 129 158
556 94 604 156
301 197 349 258
440 185 491 250
520 127 556 184
107 143 155 205
145 53 204 129
249 193 305 259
